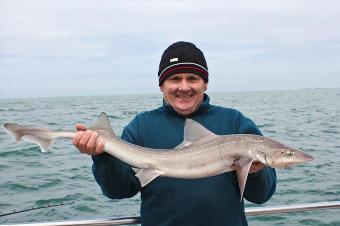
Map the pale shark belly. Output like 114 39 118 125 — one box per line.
153 148 234 179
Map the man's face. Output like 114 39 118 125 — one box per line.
160 73 208 116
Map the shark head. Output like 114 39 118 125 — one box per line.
251 136 314 169
268 147 314 168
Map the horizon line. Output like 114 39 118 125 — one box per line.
1 87 339 100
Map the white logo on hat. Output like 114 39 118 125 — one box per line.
170 58 178 63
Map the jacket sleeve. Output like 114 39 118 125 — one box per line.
91 117 141 199
236 112 277 204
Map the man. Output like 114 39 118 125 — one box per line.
73 41 277 226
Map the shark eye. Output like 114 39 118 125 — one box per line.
287 150 294 156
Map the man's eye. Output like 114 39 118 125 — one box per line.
170 76 181 81
188 76 200 81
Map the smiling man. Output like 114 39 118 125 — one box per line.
73 41 276 226
158 42 209 116
160 73 207 115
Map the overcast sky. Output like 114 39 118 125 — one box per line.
1 0 339 98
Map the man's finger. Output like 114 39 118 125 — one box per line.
73 131 84 148
75 123 87 131
249 162 265 174
95 138 105 155
86 132 98 153
78 130 92 151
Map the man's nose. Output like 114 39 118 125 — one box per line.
178 80 191 91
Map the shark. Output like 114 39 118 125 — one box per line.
2 112 313 200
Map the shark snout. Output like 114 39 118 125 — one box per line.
271 148 314 169
295 150 314 163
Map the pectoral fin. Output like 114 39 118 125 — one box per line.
234 157 253 201
135 169 161 187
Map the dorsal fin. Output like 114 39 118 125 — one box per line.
175 119 218 149
90 112 115 135
184 119 217 142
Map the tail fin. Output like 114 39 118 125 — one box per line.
3 123 23 141
2 112 113 152
3 123 54 152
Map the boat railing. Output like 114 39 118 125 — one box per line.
1 201 339 226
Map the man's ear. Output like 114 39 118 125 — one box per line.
160 85 164 93
203 82 208 91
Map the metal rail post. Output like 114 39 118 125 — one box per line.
1 201 339 226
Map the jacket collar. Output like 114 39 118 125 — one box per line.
162 93 210 118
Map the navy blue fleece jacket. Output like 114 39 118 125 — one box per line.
92 94 276 226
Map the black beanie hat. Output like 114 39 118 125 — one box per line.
158 41 208 86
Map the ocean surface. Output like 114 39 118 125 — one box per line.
0 88 339 225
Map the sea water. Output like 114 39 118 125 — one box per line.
0 88 339 225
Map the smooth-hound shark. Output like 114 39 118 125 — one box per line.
3 113 313 200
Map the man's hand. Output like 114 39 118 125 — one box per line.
249 162 265 174
72 124 105 155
